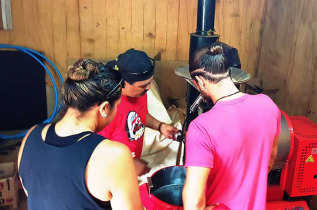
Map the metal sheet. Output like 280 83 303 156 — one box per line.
272 113 291 169
175 65 251 85
151 184 184 206
148 166 186 206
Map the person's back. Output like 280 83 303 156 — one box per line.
19 124 111 210
185 94 280 209
18 59 143 210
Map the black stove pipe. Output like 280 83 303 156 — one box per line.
185 0 241 130
196 0 216 35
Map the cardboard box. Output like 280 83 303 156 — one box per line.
0 162 18 209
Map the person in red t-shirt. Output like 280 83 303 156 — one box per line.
98 48 179 176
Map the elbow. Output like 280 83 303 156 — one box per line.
271 149 278 163
268 150 278 172
272 150 277 160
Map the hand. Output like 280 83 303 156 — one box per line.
207 203 230 210
205 204 219 210
205 206 217 210
133 158 151 176
160 123 179 140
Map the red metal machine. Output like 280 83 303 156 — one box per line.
267 112 317 209
139 112 316 209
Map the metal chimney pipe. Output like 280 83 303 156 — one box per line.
185 0 241 131
189 0 219 59
196 0 216 35
186 0 219 129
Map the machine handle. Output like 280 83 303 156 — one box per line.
147 177 153 193
190 94 203 113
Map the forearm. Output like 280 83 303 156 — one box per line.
146 114 179 140
183 167 210 210
146 113 162 131
183 184 206 210
268 148 277 172
111 195 143 210
268 135 279 172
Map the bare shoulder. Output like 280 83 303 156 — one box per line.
92 139 133 163
86 139 141 207
86 139 135 201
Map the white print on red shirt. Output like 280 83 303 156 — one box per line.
126 111 145 141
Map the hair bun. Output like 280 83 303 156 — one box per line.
207 45 224 56
67 59 98 81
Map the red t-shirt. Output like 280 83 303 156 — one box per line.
98 94 148 158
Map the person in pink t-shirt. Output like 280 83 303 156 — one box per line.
98 49 179 176
182 45 281 210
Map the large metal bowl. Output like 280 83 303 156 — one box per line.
148 166 186 206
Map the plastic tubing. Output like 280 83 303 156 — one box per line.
0 44 63 139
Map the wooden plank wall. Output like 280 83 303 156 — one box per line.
0 0 265 76
0 0 315 121
215 0 266 77
257 0 317 122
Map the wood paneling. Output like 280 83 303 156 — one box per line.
79 0 94 58
65 0 80 59
5 0 24 45
155 0 168 60
2 0 264 73
92 0 107 59
1 0 315 121
37 0 54 60
105 0 119 59
257 0 317 122
22 0 40 50
51 0 67 81
143 0 156 58
131 0 144 51
119 0 132 54
176 0 190 61
165 0 179 61
214 0 266 77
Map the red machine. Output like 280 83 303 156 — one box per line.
285 116 317 197
266 200 309 210
140 112 316 209
267 112 317 209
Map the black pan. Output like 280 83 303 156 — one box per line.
148 166 186 206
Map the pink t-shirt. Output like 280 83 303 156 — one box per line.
185 94 281 210
98 94 148 158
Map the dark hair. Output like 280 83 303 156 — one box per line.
189 45 229 83
120 79 134 88
61 59 122 113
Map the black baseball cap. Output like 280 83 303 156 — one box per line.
106 48 155 82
